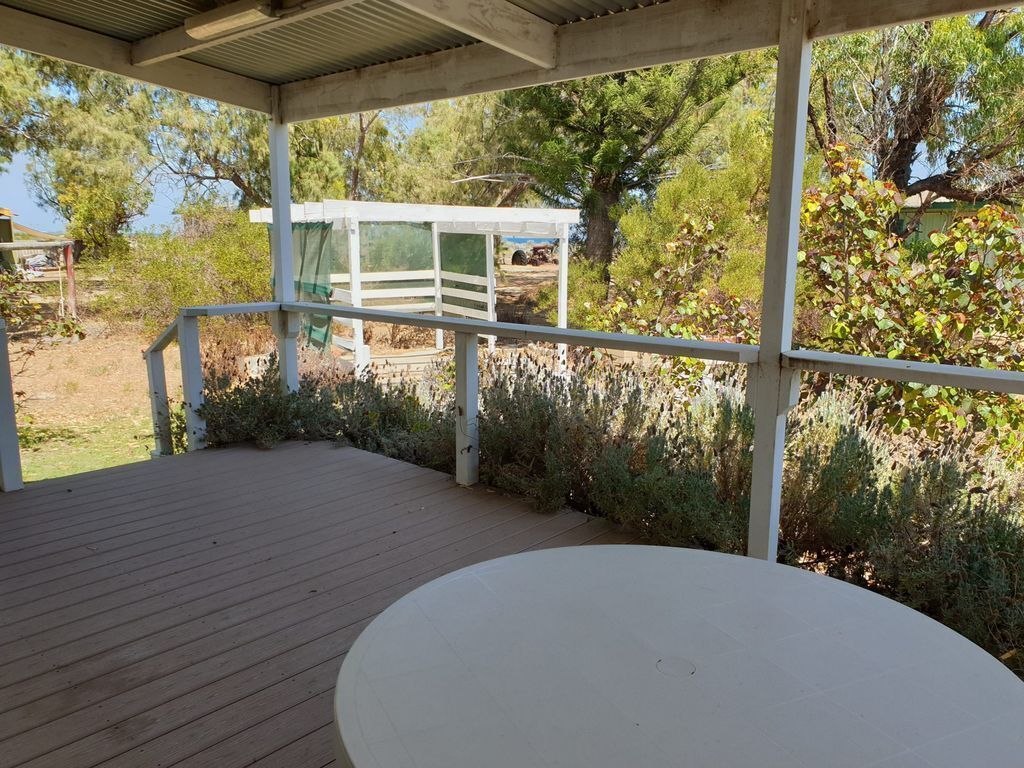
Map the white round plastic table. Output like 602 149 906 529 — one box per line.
333 545 1024 768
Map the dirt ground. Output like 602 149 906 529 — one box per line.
11 321 182 481
9 263 559 483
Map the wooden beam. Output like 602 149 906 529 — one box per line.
279 0 997 122
811 0 1007 38
390 0 556 68
131 0 364 67
0 4 271 112
279 0 778 121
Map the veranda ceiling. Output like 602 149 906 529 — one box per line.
0 0 1002 120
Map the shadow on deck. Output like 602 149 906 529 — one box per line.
0 442 634 767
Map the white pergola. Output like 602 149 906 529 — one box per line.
2 0 1020 563
250 199 578 366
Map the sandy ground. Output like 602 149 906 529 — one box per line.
11 322 182 481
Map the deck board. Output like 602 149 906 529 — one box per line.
0 442 629 767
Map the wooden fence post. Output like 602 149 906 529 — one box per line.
454 331 479 485
0 318 23 491
177 314 207 451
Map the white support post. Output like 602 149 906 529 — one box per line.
484 234 497 353
454 331 480 485
269 87 300 393
177 314 207 452
0 318 24 492
431 222 444 350
146 345 174 457
556 223 570 368
747 0 812 561
348 220 371 375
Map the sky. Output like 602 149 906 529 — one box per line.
0 152 183 234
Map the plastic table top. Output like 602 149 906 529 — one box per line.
334 545 1024 768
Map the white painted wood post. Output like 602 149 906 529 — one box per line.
454 331 479 485
177 314 207 451
556 223 570 368
747 0 812 561
348 219 371 375
431 222 444 350
0 318 24 492
146 344 174 457
484 234 497 353
269 87 300 393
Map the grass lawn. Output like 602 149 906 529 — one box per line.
19 412 155 482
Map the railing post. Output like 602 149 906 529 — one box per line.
556 222 570 368
0 318 24 492
177 314 207 451
484 234 497 354
454 331 479 485
269 87 300 393
145 341 174 457
272 309 300 393
747 0 811 561
431 222 444 351
348 220 371 376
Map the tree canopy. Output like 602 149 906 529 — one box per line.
810 10 1024 208
499 59 757 267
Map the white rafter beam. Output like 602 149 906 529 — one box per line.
390 0 556 68
131 0 365 67
0 4 271 112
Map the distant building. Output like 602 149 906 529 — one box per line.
898 194 1021 243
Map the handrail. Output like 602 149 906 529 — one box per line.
143 301 1024 487
146 317 180 355
783 349 1024 395
282 301 760 364
181 302 282 318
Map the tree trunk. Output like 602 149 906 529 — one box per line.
583 185 620 267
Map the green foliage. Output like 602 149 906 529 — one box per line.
199 359 455 467
615 116 772 302
800 146 1024 444
537 257 609 328
24 58 156 259
502 59 757 264
585 214 758 387
105 203 270 330
810 11 1024 200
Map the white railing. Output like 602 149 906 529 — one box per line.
0 318 23 491
139 301 1024 559
144 302 280 456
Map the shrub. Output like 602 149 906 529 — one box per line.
104 203 270 331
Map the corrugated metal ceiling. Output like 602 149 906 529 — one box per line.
1 0 209 41
186 0 476 84
2 0 666 85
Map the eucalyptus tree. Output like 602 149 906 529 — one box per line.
810 10 1024 211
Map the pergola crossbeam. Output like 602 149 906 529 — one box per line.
279 0 777 122
390 0 557 68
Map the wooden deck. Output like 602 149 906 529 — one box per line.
0 442 633 767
